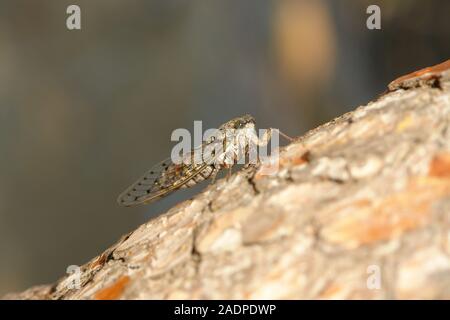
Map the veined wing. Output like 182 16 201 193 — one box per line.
117 138 223 207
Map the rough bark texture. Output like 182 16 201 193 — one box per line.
5 61 450 300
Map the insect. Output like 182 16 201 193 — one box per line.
117 114 291 207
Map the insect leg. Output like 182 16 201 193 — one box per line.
227 167 232 180
272 128 295 142
254 128 294 146
248 128 271 147
248 128 293 167
211 167 220 184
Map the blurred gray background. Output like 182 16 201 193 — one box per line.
0 0 449 295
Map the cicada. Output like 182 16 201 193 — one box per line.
117 114 289 207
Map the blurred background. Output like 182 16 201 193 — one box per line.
0 0 449 296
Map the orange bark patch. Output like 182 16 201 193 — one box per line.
318 283 344 299
255 144 309 179
94 276 130 300
321 177 450 249
388 59 449 90
280 150 310 167
428 153 450 178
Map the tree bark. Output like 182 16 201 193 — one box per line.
4 60 450 300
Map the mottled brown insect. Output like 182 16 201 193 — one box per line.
117 115 285 207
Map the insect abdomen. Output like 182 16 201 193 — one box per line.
182 165 216 188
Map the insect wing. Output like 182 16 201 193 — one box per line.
117 138 223 207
